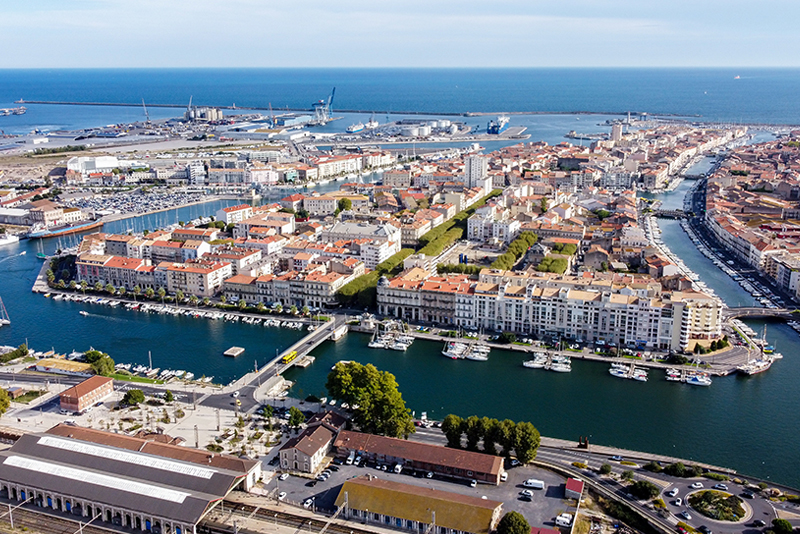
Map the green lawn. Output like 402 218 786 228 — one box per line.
11 390 46 404
110 373 164 385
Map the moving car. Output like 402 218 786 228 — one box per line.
691 482 704 489
675 498 682 506
232 391 239 398
610 455 623 461
667 488 679 497
681 511 692 520
713 483 728 491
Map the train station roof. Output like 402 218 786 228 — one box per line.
0 425 259 525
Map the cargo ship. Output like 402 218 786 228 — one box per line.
346 122 365 133
27 220 104 239
487 115 509 134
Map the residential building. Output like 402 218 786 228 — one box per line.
59 376 114 414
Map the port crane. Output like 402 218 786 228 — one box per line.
141 98 151 124
312 87 336 124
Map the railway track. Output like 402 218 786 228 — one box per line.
202 501 378 534
0 506 112 534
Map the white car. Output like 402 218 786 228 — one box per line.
667 488 679 497
520 490 534 497
675 498 682 506
713 483 728 491
232 391 240 398
681 511 692 520
500 472 508 482
691 482 704 489
278 473 289 481
303 498 314 509
277 491 287 501
469 479 477 488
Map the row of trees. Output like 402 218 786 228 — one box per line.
326 361 415 438
536 256 569 274
441 414 541 463
336 190 502 308
436 263 483 275
491 232 538 271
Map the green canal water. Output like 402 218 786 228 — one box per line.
1 178 798 488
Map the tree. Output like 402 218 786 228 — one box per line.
496 511 530 534
630 480 660 500
164 390 174 403
301 306 310 316
105 283 116 295
94 281 103 292
80 280 88 294
621 470 635 481
498 332 517 344
289 305 298 315
482 417 501 455
189 295 199 307
220 294 227 304
175 290 185 303
600 463 612 475
498 419 517 457
514 421 541 463
288 406 305 429
238 299 246 310
772 519 794 534
296 207 310 219
540 197 549 213
326 361 415 438
133 285 141 301
157 287 166 304
145 287 155 299
0 389 10 418
91 355 115 376
118 287 126 298
122 389 145 406
69 280 77 290
463 415 484 451
203 297 210 306
441 414 463 448
338 198 352 212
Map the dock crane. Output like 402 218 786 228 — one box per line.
141 98 151 124
268 102 276 128
312 87 336 124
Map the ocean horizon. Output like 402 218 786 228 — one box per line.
3 67 800 135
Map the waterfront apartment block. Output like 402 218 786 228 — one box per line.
222 257 365 309
377 269 722 351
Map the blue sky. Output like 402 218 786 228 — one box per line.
2 0 799 68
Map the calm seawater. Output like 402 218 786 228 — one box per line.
3 68 800 136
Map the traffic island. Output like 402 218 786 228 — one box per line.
688 490 750 523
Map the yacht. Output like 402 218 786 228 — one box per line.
442 341 467 359
523 353 548 369
685 373 712 386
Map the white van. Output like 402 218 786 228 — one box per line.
393 464 403 474
555 514 573 527
523 478 545 489
346 451 355 465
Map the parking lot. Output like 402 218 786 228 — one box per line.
266 459 575 529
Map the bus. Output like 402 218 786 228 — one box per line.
281 351 298 364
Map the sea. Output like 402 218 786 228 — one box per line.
1 68 800 488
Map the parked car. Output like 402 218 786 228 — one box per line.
278 473 289 481
469 479 477 488
277 491 287 501
675 498 682 506
303 498 314 509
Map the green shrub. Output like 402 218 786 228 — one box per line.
643 461 663 473
620 460 638 466
599 464 612 475
572 461 588 469
704 472 729 481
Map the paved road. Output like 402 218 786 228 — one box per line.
409 427 798 534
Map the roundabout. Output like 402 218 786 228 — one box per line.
687 489 753 524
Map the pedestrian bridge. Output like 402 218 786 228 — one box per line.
723 307 799 320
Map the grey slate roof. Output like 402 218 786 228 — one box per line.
0 431 242 525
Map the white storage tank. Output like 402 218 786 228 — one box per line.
449 124 458 134
440 120 451 127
